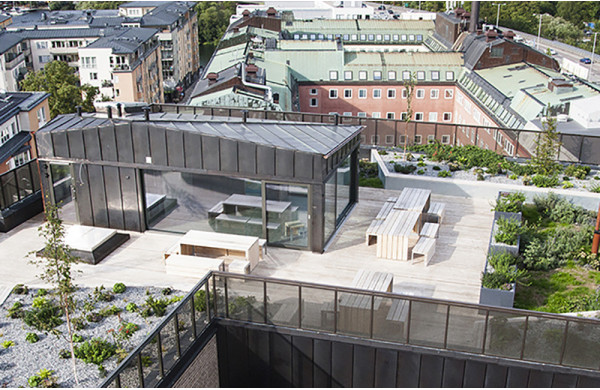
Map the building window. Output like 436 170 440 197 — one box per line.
351 34 357 40
368 34 374 41
12 151 30 168
473 110 481 123
294 34 300 40
415 112 424 121
343 34 349 41
344 89 352 98
359 71 367 80
490 47 504 58
399 135 406 144
429 112 438 122
360 34 366 41
402 89 408 99
409 34 415 41
373 71 382 80
90 72 98 80
373 89 381 99
417 71 425 80
81 56 97 69
344 70 353 80
441 135 450 144
386 112 395 119
371 135 379 144
39 55 51 63
385 135 394 144
358 89 367 99
36 41 47 49
310 98 318 107
376 34 382 41
310 88 318 95
384 34 390 41
357 112 367 117
401 34 407 41
393 34 399 41
416 89 425 99
416 34 423 41
372 112 381 118
446 71 455 81
329 89 338 99
37 107 46 125
444 89 454 99
443 112 452 121
431 71 440 80
414 135 422 144
310 34 316 40
401 112 408 121
329 70 338 80
388 71 396 80
387 89 396 98
430 89 439 99
343 112 352 116
402 71 411 80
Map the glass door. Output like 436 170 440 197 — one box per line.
264 183 309 249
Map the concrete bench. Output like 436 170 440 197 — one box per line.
424 202 446 224
420 222 440 238
411 236 436 266
228 259 250 274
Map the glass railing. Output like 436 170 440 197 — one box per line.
149 104 600 166
0 159 40 211
102 272 600 387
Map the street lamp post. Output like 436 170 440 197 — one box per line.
492 3 506 29
536 13 542 50
590 32 598 81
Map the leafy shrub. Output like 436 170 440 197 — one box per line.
72 334 84 343
493 192 526 213
432 165 441 171
564 164 590 180
437 170 451 177
7 301 24 319
23 299 63 332
494 217 524 246
447 162 460 172
109 322 139 342
482 252 527 290
12 284 28 295
112 283 126 294
74 338 117 365
194 289 208 312
411 142 505 171
86 312 103 323
141 355 152 367
522 175 532 186
562 181 574 189
144 295 170 317
534 193 594 225
93 286 113 302
2 340 15 348
531 174 559 188
59 349 70 359
99 305 122 317
32 297 50 309
378 150 388 155
543 287 600 313
27 368 57 388
125 303 138 312
417 161 426 167
25 333 39 343
359 177 383 188
405 152 413 161
71 317 87 331
509 174 518 180
36 289 48 297
393 163 417 174
589 183 600 193
417 169 425 175
161 287 173 296
521 225 594 270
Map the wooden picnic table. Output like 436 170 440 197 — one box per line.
393 187 431 213
377 210 421 260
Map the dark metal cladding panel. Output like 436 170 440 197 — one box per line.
505 366 530 388
225 325 248 387
484 364 507 387
219 138 238 173
352 345 375 387
87 164 108 227
119 167 141 232
201 135 220 171
148 125 167 166
83 128 102 161
38 162 52 203
52 131 69 158
374 349 397 388
73 164 93 225
165 129 184 168
237 142 256 175
313 339 331 387
331 341 352 388
396 349 420 387
552 373 578 388
294 151 313 180
256 145 275 176
132 123 150 164
528 370 553 387
247 326 270 388
115 124 134 163
102 166 124 230
99 126 118 162
441 357 465 387
419 355 443 387
311 184 324 253
66 130 85 159
463 360 486 387
269 332 292 387
314 155 324 182
35 131 54 158
183 131 202 169
216 325 231 387
275 148 294 178
576 375 600 387
292 335 313 388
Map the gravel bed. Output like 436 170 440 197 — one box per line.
0 285 184 388
381 152 600 192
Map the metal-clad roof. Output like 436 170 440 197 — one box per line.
0 131 31 163
0 32 24 55
85 27 158 53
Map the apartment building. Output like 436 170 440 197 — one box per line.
0 91 49 174
79 28 163 103
0 32 27 92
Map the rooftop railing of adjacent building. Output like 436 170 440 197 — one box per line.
0 159 40 211
148 104 600 166
101 271 600 388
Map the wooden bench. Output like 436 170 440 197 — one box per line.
228 259 250 274
376 210 420 260
424 202 446 224
165 254 225 278
420 222 440 238
365 198 397 245
393 187 431 212
386 298 409 323
411 236 436 266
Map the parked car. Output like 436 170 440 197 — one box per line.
377 5 386 10
580 57 592 64
548 48 557 56
388 9 394 14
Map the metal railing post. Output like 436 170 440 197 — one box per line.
263 281 268 324
173 312 181 358
333 290 338 334
13 169 20 201
298 286 303 329
137 353 145 387
515 130 521 158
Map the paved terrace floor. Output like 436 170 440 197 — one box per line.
0 188 493 304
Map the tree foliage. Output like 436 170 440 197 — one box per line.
20 61 98 119
49 1 75 10
400 1 446 12
195 2 237 46
530 114 561 176
75 1 124 10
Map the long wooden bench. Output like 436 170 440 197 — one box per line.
424 202 446 224
228 259 250 274
411 236 436 266
366 197 397 245
420 222 440 238
165 254 225 278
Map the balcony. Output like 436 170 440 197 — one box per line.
4 52 24 70
101 80 114 88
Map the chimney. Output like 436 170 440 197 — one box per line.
476 29 483 36
242 9 250 19
469 1 480 33
455 8 464 18
107 106 113 119
233 27 239 33
143 106 150 121
246 64 258 75
248 52 254 59
505 30 515 40
266 7 276 17
485 29 497 43
76 106 82 116
116 103 122 117
207 72 218 85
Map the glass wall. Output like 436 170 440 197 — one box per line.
49 163 77 224
336 156 352 222
324 174 336 242
323 155 354 244
265 183 309 248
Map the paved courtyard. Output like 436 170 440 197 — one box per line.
0 187 493 304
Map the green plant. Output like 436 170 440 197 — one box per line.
12 284 28 295
74 338 117 365
228 295 259 319
2 340 15 348
589 183 600 193
98 305 122 317
359 177 383 188
378 150 388 155
522 175 532 186
534 193 594 225
432 165 441 171
417 169 425 175
493 192 526 213
7 301 24 319
417 161 426 167
477 172 484 181
72 334 84 343
595 176 600 180
564 164 590 180
125 303 138 312
71 317 86 331
141 355 152 367
59 349 71 359
405 152 414 161
563 176 571 181
529 115 562 176
144 295 169 317
562 181 574 189
394 163 417 174
112 283 126 294
109 322 139 342
32 297 50 309
86 312 103 323
494 217 525 246
447 162 460 172
27 369 58 388
162 287 173 296
23 299 63 332
531 174 559 188
93 286 114 302
482 252 527 289
26 332 40 343
36 289 48 297
437 170 451 178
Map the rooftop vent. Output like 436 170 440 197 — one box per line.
242 9 250 19
455 8 465 18
266 7 276 17
485 29 497 43
548 77 574 94
246 64 258 74
207 72 218 85
505 30 515 40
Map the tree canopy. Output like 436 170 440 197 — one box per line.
195 2 237 46
75 1 124 10
20 61 98 119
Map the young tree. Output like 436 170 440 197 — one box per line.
530 113 562 175
31 203 80 385
402 73 417 160
20 61 98 118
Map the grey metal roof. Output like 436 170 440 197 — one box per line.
16 27 122 40
139 2 196 27
41 113 363 156
0 92 49 126
85 27 158 53
119 1 167 8
0 32 24 55
191 63 241 98
9 9 121 29
0 131 30 164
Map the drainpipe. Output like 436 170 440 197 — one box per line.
241 63 273 103
592 203 600 254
